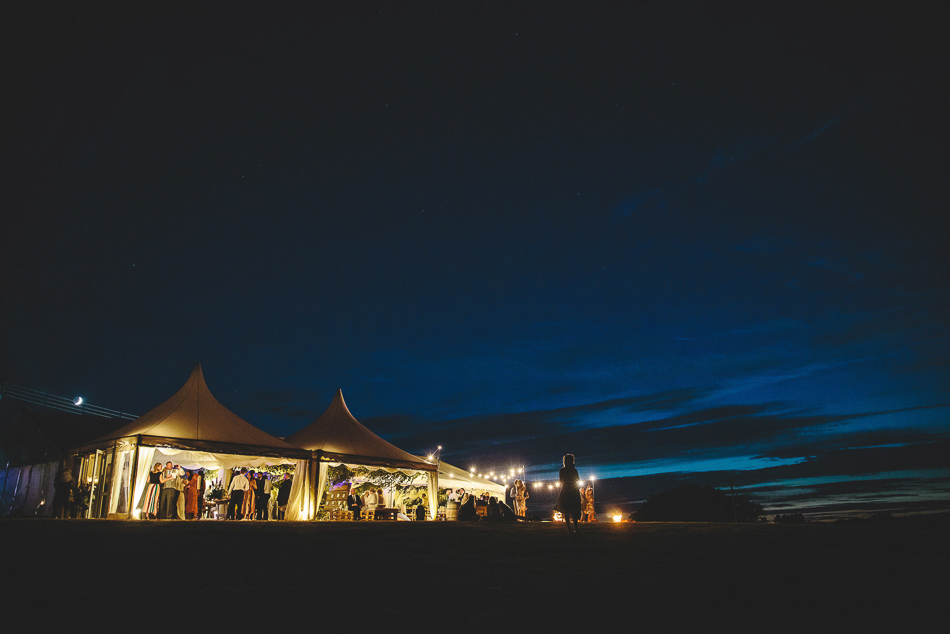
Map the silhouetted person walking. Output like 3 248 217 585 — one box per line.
555 454 581 535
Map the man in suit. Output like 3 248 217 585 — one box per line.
276 473 293 519
347 488 364 520
256 473 272 520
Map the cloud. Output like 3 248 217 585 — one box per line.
381 387 950 495
612 115 836 226
612 188 662 219
694 132 783 186
789 116 840 148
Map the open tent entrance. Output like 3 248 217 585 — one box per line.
283 458 438 521
128 446 298 518
315 461 434 520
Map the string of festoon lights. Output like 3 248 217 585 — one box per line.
462 465 625 522
467 465 526 486
531 474 596 492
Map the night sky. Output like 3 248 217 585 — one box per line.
3 2 948 517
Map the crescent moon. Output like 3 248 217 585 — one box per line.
74 397 83 406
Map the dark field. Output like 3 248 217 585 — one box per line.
3 519 947 631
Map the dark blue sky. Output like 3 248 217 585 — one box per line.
3 2 948 516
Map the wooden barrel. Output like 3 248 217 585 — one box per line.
445 500 458 521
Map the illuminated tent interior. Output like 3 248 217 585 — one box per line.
283 389 442 519
73 364 309 519
65 367 510 520
282 389 510 520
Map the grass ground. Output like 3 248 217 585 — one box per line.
2 518 946 631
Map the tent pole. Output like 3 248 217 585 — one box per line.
10 466 24 516
106 440 118 518
87 450 102 519
22 464 35 516
126 436 140 519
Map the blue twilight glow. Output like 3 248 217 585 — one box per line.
1 2 947 518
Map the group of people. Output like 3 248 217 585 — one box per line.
143 463 294 520
143 461 204 520
140 455 593 531
345 486 426 519
226 468 293 520
452 487 521 522
509 479 529 517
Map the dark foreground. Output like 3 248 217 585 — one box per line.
3 519 947 631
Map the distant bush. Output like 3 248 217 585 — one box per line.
635 485 762 522
833 512 893 526
773 512 807 524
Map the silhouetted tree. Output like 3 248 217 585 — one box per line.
635 485 762 522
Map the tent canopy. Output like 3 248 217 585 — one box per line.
75 364 308 459
286 389 435 471
438 460 508 497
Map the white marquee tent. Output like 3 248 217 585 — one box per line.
283 389 440 519
74 365 309 518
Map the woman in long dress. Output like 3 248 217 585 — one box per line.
176 470 187 519
583 484 595 523
513 480 529 517
242 471 257 519
554 454 582 535
143 462 163 519
185 470 202 520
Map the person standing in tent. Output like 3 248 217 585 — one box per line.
256 473 272 520
185 470 203 520
554 454 582 535
276 473 292 519
159 462 182 520
242 470 258 519
347 487 364 520
175 469 188 519
142 462 162 520
227 468 249 520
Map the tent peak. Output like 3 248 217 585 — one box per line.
83 364 298 451
332 389 355 419
284 389 432 471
